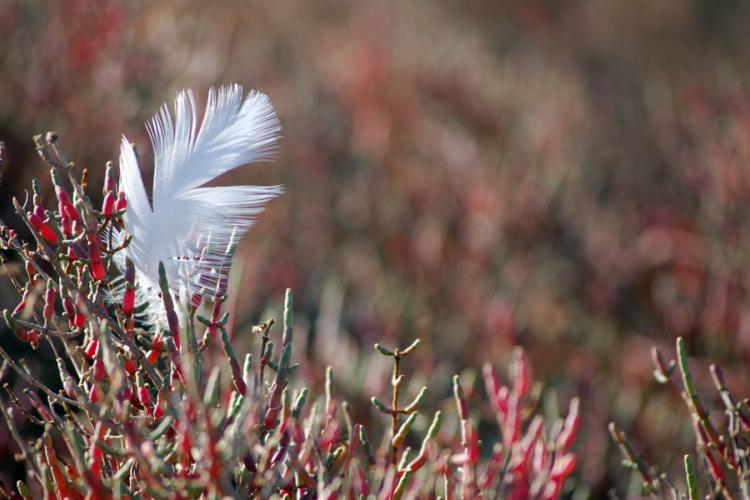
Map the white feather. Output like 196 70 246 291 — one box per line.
118 84 282 314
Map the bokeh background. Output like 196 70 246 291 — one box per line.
3 0 750 496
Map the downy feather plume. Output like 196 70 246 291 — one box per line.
117 84 282 321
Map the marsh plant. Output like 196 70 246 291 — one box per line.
0 126 579 498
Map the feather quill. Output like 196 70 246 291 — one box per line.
117 84 282 318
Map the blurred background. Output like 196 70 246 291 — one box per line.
3 0 750 495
